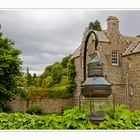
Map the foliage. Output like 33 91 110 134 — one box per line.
60 76 69 86
0 105 140 129
0 102 12 113
25 86 47 99
0 106 96 129
130 110 140 129
33 77 40 87
98 105 138 129
41 65 52 79
22 86 72 100
0 32 22 112
88 20 102 31
51 62 63 84
22 55 76 99
15 75 27 87
26 73 33 87
61 55 71 68
67 57 76 93
26 105 43 115
47 86 72 98
60 106 96 129
41 76 54 88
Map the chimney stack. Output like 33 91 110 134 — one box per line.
107 16 120 37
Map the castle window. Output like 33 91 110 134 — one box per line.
128 58 132 68
112 51 119 65
130 86 134 96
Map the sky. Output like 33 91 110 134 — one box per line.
0 9 140 75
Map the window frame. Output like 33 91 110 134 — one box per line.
112 51 119 66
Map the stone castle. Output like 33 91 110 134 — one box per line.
73 16 140 110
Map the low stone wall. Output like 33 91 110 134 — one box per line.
8 95 75 113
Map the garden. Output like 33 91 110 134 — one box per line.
0 23 140 130
0 105 140 129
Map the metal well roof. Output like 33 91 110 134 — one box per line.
82 77 111 86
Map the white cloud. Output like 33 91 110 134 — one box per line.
1 9 140 75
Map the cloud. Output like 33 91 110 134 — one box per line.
0 9 140 75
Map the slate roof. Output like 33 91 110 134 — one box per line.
93 31 110 43
72 46 81 58
72 30 110 58
123 37 140 56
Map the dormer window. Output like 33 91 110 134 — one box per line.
112 51 119 65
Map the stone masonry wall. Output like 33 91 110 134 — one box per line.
8 95 75 113
122 53 140 110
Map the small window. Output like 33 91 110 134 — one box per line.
112 51 119 65
130 86 134 96
128 58 131 68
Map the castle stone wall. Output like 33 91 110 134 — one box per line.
8 95 75 113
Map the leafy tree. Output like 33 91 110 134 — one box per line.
51 62 63 84
61 55 71 68
60 76 69 86
41 76 54 88
15 74 27 87
33 77 40 87
88 20 102 31
26 73 33 87
33 73 37 81
0 32 22 111
41 65 52 79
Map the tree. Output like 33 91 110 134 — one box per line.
88 20 102 31
26 73 33 87
41 76 54 88
0 32 22 112
51 62 63 84
41 65 52 79
33 77 40 87
61 55 71 68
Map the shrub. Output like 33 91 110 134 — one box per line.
0 102 12 113
0 105 140 129
41 76 54 88
98 105 135 129
130 110 140 129
0 106 96 129
26 105 43 115
47 86 72 98
51 62 63 84
26 86 47 99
